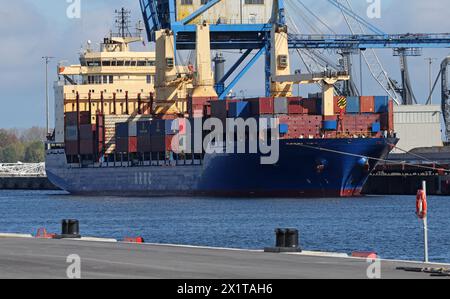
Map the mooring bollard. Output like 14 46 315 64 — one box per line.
265 228 302 253
59 219 81 239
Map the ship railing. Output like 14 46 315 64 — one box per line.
68 155 204 169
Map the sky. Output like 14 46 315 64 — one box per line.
0 0 449 128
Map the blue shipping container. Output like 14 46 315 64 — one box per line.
346 96 360 113
115 123 129 138
323 120 337 131
372 122 381 133
374 96 389 113
150 119 166 136
137 121 151 136
279 124 289 134
228 102 251 118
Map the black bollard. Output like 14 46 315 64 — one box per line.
265 228 302 253
275 228 287 248
59 219 81 239
285 229 299 248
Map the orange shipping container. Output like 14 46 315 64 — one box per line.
360 96 375 113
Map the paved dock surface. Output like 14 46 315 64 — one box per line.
0 237 447 279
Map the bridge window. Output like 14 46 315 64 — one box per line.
137 61 146 67
102 61 111 67
181 0 193 5
245 0 264 4
125 61 131 67
117 60 124 67
146 60 155 67
87 60 101 67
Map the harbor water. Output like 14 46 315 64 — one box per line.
0 190 449 263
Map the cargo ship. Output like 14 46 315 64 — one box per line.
46 11 398 197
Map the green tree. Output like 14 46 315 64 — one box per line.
24 141 45 163
0 142 25 163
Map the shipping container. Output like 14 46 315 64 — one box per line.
150 119 166 136
65 126 78 141
137 136 151 152
211 100 228 120
150 135 166 152
279 124 289 134
79 124 95 140
165 135 174 151
346 96 360 113
374 96 389 113
65 111 90 126
65 141 78 155
249 97 274 115
287 97 303 114
115 137 137 153
360 96 375 113
80 140 94 155
228 101 251 118
128 121 138 137
323 120 338 131
137 121 151 137
372 122 381 133
274 97 288 114
302 98 319 115
115 123 129 138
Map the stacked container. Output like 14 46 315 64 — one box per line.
287 97 303 114
249 97 274 115
274 97 288 115
360 96 375 113
346 96 360 114
228 101 251 118
137 121 151 153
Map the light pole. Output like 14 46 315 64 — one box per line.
42 56 54 136
425 57 436 104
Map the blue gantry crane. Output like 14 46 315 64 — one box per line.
139 0 450 99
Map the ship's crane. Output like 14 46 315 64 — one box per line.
140 0 450 100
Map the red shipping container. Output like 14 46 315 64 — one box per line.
302 99 318 115
360 96 375 113
80 140 94 155
128 137 138 153
79 124 96 140
287 97 303 114
65 141 78 155
249 97 274 115
165 135 174 151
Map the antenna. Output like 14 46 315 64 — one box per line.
114 8 132 38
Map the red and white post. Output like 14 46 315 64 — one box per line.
417 180 429 263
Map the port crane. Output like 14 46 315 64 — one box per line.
140 0 450 101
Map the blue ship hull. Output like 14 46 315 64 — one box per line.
45 138 397 197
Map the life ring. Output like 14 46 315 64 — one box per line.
416 190 428 219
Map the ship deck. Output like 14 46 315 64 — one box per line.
0 236 447 279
